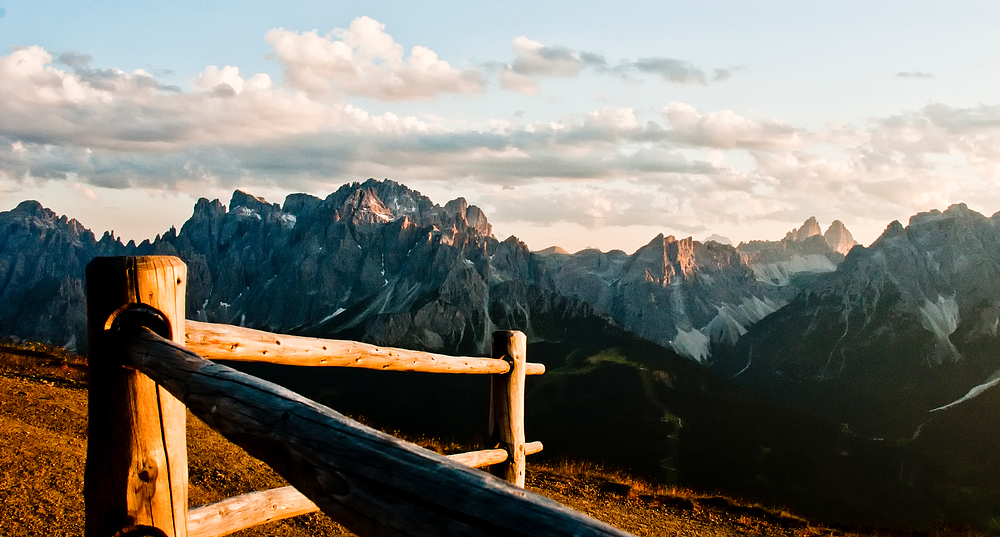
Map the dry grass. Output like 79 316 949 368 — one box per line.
0 344 988 537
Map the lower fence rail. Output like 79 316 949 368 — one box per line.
120 327 633 537
185 443 545 537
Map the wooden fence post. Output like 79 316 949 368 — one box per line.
84 256 188 537
489 330 527 487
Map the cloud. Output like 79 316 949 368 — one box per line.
497 69 540 95
632 57 707 85
70 181 99 202
265 16 485 100
896 71 934 79
56 52 93 70
663 102 801 149
191 65 272 95
7 36 1000 246
494 37 725 95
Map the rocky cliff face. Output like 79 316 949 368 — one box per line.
162 179 553 354
824 220 857 255
0 183 860 370
738 217 850 288
0 201 137 349
727 203 1000 438
537 218 856 364
0 179 561 354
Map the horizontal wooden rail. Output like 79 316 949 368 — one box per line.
449 441 543 468
121 327 630 536
187 485 317 537
185 320 546 375
186 442 545 537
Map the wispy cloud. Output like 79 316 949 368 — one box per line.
493 36 730 95
896 71 934 79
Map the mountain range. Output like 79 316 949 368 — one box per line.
4 178 1000 530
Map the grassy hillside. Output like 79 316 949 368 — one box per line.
0 343 983 536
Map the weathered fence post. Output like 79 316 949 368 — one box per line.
84 256 188 537
489 330 527 487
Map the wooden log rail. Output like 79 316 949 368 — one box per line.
120 327 630 536
185 441 545 537
184 320 546 376
84 256 632 537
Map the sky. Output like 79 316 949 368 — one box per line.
2 1 1000 254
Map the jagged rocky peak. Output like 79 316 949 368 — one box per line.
536 246 570 256
231 190 275 211
13 199 50 218
339 186 395 225
443 197 468 218
441 197 492 236
784 216 822 242
282 193 322 217
465 204 491 236
823 220 856 255
7 200 96 244
669 235 696 276
871 220 906 246
704 234 733 246
191 198 226 219
11 200 62 230
908 202 987 228
629 234 697 285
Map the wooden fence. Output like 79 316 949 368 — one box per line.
83 256 633 537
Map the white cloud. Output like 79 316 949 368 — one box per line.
663 102 801 149
191 65 272 95
7 31 1000 249
265 16 485 100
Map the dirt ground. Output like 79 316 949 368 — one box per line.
0 345 982 536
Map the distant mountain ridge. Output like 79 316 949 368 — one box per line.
0 180 856 362
724 203 1000 436
7 180 1000 529
539 216 856 363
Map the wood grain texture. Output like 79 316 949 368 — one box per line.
185 320 545 375
84 256 188 537
489 331 527 487
185 442 544 537
121 328 633 537
186 485 318 537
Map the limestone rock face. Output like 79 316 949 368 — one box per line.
0 181 857 368
728 203 1000 438
824 220 857 255
739 217 850 287
784 216 822 242
0 201 134 349
0 179 551 355
539 233 783 363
